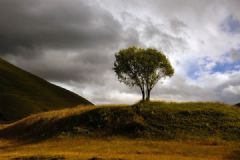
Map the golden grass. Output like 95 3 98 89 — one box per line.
1 104 126 132
0 137 239 160
1 105 96 129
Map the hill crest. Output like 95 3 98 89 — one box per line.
1 102 239 141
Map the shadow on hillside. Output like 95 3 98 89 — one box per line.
225 149 240 160
0 106 146 143
0 112 7 122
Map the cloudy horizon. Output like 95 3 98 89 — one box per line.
1 0 240 104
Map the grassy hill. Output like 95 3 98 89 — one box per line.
1 101 239 141
0 57 92 121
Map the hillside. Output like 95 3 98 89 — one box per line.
1 102 239 141
236 103 240 107
0 57 92 121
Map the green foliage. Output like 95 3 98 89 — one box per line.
0 57 92 121
113 47 174 101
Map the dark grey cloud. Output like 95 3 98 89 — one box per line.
0 0 122 56
9 48 114 84
0 0 137 86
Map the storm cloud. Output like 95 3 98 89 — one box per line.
0 0 239 104
0 0 136 84
0 0 123 55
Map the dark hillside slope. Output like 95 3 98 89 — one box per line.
0 57 92 121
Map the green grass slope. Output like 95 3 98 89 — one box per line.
0 57 92 121
1 102 239 141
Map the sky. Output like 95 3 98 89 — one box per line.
0 0 240 104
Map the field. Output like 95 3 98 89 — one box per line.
0 136 239 160
0 102 240 160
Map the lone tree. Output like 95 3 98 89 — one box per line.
113 47 174 101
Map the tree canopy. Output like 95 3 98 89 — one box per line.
113 47 174 101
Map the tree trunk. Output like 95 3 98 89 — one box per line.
141 88 145 101
146 89 151 101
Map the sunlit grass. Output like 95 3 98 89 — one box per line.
0 137 239 160
0 105 95 129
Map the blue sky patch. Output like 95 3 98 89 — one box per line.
187 54 240 79
212 60 240 73
212 50 240 73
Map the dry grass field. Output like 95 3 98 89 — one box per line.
0 136 239 160
0 102 239 160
